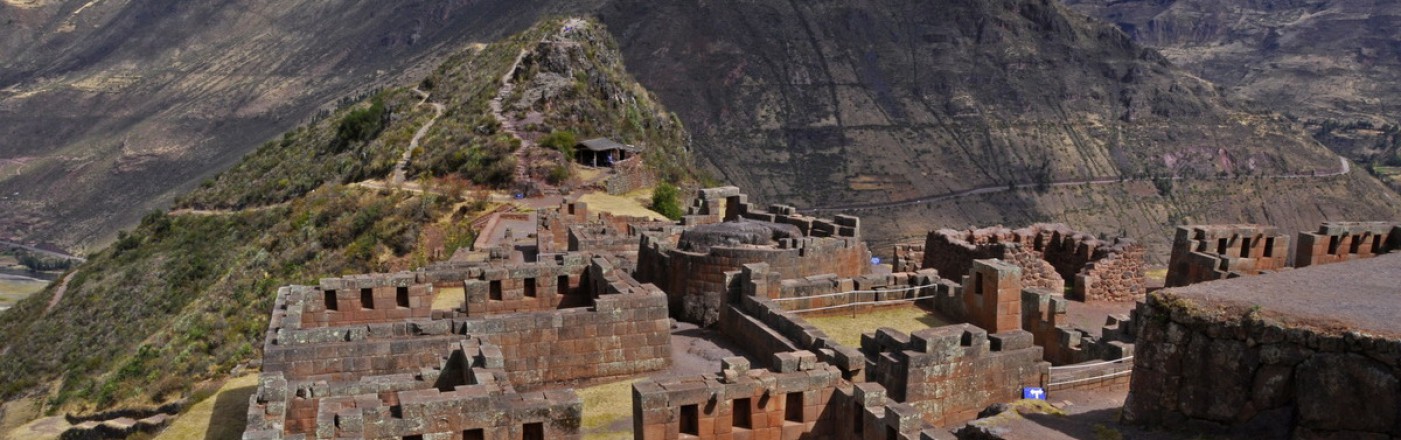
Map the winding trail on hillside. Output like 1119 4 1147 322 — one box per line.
491 46 535 185
168 202 288 217
489 18 590 189
390 89 446 185
43 271 76 314
804 157 1353 214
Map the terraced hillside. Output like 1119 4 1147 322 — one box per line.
599 0 1401 254
1063 0 1401 189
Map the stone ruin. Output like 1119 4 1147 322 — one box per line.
1165 224 1291 287
922 224 1147 303
243 252 670 439
1167 222 1401 288
242 186 1157 440
636 186 871 326
1126 253 1401 438
1294 221 1400 268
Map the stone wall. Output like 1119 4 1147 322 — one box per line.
300 273 433 328
632 354 934 440
1071 241 1146 302
637 232 870 326
1166 224 1290 287
861 324 1048 426
1125 290 1401 438
246 339 583 440
1020 288 1135 367
892 244 925 273
958 260 1024 334
605 158 656 195
1294 221 1399 268
457 254 593 317
922 224 1146 302
455 258 671 386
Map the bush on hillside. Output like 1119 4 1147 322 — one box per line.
651 182 683 220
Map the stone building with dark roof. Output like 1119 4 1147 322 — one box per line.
575 137 640 167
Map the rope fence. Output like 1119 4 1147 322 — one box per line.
1047 369 1133 387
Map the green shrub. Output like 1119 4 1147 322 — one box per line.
540 130 577 156
334 98 387 148
651 182 684 220
548 164 571 185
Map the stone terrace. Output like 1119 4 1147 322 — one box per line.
1127 253 1401 438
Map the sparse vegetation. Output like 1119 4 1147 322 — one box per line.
650 182 684 220
0 17 701 414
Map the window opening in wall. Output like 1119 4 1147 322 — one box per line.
680 404 699 435
324 290 338 311
1374 235 1386 254
524 278 537 298
462 429 484 440
1264 237 1276 258
1239 237 1252 258
403 435 423 440
361 288 374 310
974 272 985 295
522 422 544 440
733 398 751 429
489 280 503 301
785 392 804 422
558 275 570 296
396 286 409 308
1329 236 1342 255
1217 238 1229 255
1350 235 1365 254
887 425 899 440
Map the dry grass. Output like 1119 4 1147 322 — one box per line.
578 378 641 440
0 278 47 308
577 189 666 220
432 286 464 311
803 305 950 348
2 397 67 440
153 374 259 440
1144 269 1168 282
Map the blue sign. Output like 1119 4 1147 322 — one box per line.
514 193 525 199
871 257 882 266
1022 387 1046 400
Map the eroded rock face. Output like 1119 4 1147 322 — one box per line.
1125 292 1401 437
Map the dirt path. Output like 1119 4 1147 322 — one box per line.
43 271 75 315
390 89 446 185
168 202 287 217
805 157 1354 214
489 18 590 188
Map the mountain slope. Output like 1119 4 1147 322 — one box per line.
0 0 601 253
599 0 1401 253
0 17 693 413
1062 0 1401 179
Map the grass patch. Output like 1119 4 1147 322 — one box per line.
153 374 259 440
803 305 949 348
1144 268 1168 282
577 189 666 220
432 286 464 311
0 278 47 308
578 379 641 440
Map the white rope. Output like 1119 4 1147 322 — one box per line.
1047 369 1133 387
786 294 937 314
1048 356 1134 371
771 283 933 302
